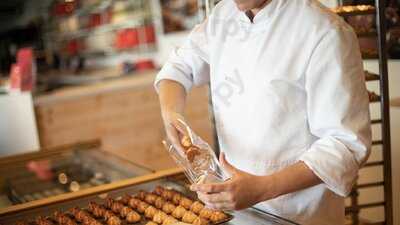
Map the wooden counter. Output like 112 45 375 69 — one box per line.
34 70 213 171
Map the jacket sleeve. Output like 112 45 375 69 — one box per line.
299 25 372 197
154 20 210 93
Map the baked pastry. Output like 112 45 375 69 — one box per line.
182 211 198 223
103 210 117 221
120 206 133 218
82 217 102 225
15 222 29 225
181 135 192 148
126 211 141 223
161 201 176 214
179 197 193 209
121 194 132 205
190 201 205 214
154 196 166 209
180 135 202 162
153 186 164 196
160 189 174 200
209 211 228 223
145 205 158 219
70 207 91 222
199 208 213 219
35 217 54 225
111 201 125 213
54 211 77 225
106 215 122 225
171 205 187 219
153 210 168 224
186 146 201 162
193 217 210 225
105 198 124 213
136 190 147 200
162 216 178 225
146 222 158 225
144 193 158 204
171 192 182 205
88 202 106 218
105 198 114 209
128 197 141 209
137 201 150 213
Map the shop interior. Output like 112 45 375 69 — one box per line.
0 0 399 225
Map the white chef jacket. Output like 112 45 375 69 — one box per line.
154 0 372 224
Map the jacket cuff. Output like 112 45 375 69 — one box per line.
299 137 360 197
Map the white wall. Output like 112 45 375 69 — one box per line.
0 92 40 157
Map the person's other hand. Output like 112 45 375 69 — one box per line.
161 111 188 153
190 153 278 210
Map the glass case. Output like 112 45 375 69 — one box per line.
0 141 151 209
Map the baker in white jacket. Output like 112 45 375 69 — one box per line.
154 0 371 224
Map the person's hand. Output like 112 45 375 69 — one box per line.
161 111 188 153
190 153 278 210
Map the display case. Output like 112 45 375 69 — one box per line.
0 169 298 225
0 141 298 225
0 140 151 213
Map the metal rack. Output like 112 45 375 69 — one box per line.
335 1 393 224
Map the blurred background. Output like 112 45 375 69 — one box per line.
0 1 399 225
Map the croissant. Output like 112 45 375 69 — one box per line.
126 211 141 223
70 207 91 222
162 216 178 225
111 201 125 213
193 217 210 225
137 201 150 213
153 186 165 196
161 201 176 214
171 192 182 205
144 193 158 204
172 205 187 219
121 194 132 205
35 217 54 225
106 215 122 225
179 197 193 209
199 208 213 219
120 206 133 218
54 211 77 225
160 189 174 200
154 196 166 209
190 201 205 214
181 135 192 148
153 211 168 224
88 202 106 218
182 211 198 223
146 222 158 225
209 211 228 223
15 222 29 225
83 217 102 225
105 198 114 209
103 210 116 220
128 197 141 209
186 146 201 162
145 205 158 219
136 190 147 200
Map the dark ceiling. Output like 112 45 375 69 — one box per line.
0 0 27 18
0 0 54 33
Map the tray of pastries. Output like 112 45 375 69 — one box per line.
10 186 232 225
